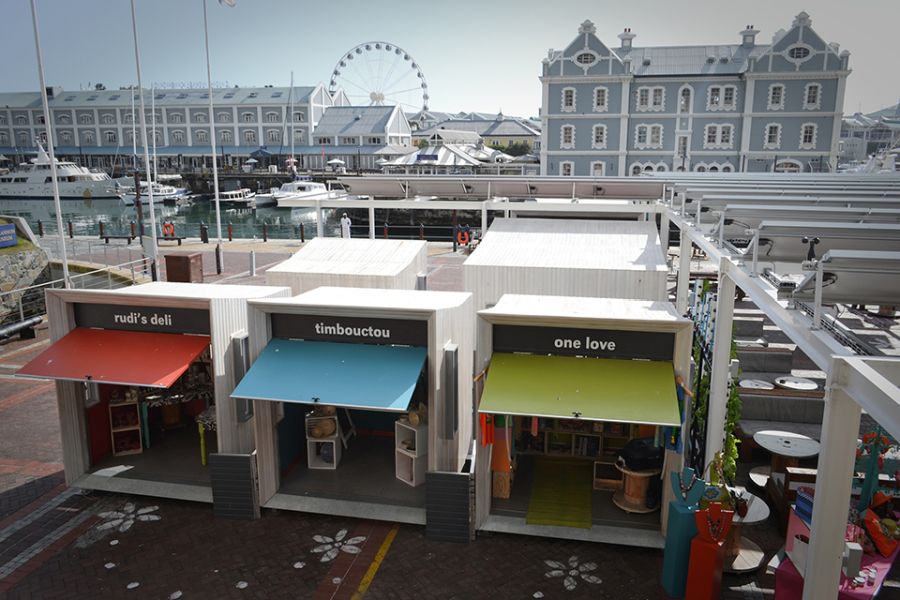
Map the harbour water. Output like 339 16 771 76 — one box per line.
0 197 335 240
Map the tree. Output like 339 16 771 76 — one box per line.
416 139 429 150
503 141 531 157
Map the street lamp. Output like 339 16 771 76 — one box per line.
203 0 232 274
29 0 70 287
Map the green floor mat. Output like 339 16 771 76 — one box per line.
526 457 593 528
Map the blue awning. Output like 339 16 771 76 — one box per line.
231 339 426 412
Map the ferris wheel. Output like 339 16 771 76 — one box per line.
328 42 429 113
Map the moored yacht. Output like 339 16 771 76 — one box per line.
268 180 347 208
0 146 120 200
118 180 191 206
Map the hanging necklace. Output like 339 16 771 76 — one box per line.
678 471 699 499
705 509 725 541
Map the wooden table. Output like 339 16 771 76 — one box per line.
739 379 775 390
612 463 661 514
753 430 820 474
723 485 770 573
774 376 818 391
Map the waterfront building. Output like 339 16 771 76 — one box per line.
840 101 900 162
308 105 414 171
540 12 850 175
412 114 541 152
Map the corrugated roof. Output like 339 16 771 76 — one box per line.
415 118 539 138
0 86 316 109
313 106 397 136
618 44 770 75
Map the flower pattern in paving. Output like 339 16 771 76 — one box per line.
544 555 602 591
310 528 366 562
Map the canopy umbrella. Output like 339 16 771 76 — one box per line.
250 147 273 159
244 158 259 164
326 158 346 165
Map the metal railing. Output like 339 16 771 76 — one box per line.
0 257 151 326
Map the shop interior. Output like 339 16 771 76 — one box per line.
84 345 216 487
487 414 663 531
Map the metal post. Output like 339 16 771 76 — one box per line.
659 211 670 251
812 261 824 330
717 212 726 247
299 222 305 243
704 264 736 467
315 200 324 238
382 222 389 239
130 220 136 239
368 204 375 240
419 223 425 240
481 203 487 235
30 0 70 288
37 220 43 237
249 250 256 277
202 0 224 274
262 222 268 242
676 227 691 314
99 221 105 239
452 224 458 253
67 220 73 239
750 230 760 276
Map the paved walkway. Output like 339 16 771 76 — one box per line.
3 247 900 598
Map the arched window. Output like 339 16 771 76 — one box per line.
216 111 232 122
104 131 117 143
195 112 208 123
83 131 95 144
79 114 93 124
197 130 208 143
172 131 184 143
631 165 642 175
679 87 692 113
242 112 255 123
708 166 719 172
265 112 280 123
101 114 114 124
267 130 280 143
221 130 233 144
59 131 72 143
169 113 184 123
696 165 706 172
244 130 257 144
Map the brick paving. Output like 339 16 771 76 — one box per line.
3 247 900 598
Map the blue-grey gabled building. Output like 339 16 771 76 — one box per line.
540 12 850 176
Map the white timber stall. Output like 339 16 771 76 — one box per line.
474 294 693 547
237 287 474 538
265 238 428 294
19 282 289 504
463 218 669 311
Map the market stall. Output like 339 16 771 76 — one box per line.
265 238 428 295
474 294 692 547
16 282 289 503
232 287 473 534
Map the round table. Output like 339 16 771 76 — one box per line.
612 464 661 514
740 379 775 391
753 430 820 474
723 485 770 573
774 376 818 391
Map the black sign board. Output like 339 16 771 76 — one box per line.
493 324 674 361
270 313 427 347
74 303 211 335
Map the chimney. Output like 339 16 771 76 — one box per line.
740 25 759 48
618 27 636 50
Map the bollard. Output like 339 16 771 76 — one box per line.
299 222 305 243
262 223 268 242
130 220 136 239
67 220 74 239
200 223 209 244
250 250 256 277
227 222 233 242
419 223 425 240
98 221 105 238
383 222 389 239
452 224 458 253
37 220 43 237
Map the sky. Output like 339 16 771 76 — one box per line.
2 0 898 119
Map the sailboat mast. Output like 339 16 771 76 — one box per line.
131 87 137 171
289 71 295 166
151 84 157 183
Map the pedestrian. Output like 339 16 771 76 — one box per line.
340 212 351 239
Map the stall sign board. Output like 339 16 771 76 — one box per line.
0 224 17 249
270 313 427 347
493 324 674 361
74 303 211 335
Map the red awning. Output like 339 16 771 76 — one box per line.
16 328 211 388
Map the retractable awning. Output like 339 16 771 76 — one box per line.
231 338 427 412
16 328 211 388
478 353 680 426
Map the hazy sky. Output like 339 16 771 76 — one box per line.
2 0 897 118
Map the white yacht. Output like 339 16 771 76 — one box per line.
261 180 347 208
0 146 120 200
118 180 191 206
216 188 256 208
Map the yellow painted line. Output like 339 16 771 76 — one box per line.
351 525 399 600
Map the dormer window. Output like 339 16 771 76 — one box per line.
575 52 596 66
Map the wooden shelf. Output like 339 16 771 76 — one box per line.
395 420 427 487
513 417 640 461
110 400 142 456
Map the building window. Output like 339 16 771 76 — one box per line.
705 125 718 146
764 123 781 149
242 112 255 123
220 130 232 144
722 164 733 172
636 125 647 146
679 87 692 113
101 114 114 124
593 87 608 112
293 130 306 142
293 111 306 122
561 88 576 113
591 124 607 149
267 130 280 143
720 125 732 146
0 132 6 144
707 85 737 111
804 83 821 110
799 123 817 149
575 52 597 65
35 115 45 124
79 114 93 125
104 131 117 144
787 45 811 62
15 115 27 125
265 112 280 123
636 86 665 112
244 130 257 144
650 125 662 146
169 113 184 123
17 132 28 145
631 164 642 175
560 161 573 176
195 112 208 123
590 161 605 176
775 159 802 173
197 130 208 143
695 165 707 172
635 124 662 149
57 114 71 124
123 113 133 124
703 123 734 149
560 125 575 149
677 135 688 157
0 115 5 125
767 84 785 111
83 131 94 144
216 111 232 122
367 136 382 145
172 131 184 143
339 136 356 145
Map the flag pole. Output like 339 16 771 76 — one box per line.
130 0 160 281
29 0 70 288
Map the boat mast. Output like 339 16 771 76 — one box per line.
151 84 158 183
289 71 295 175
131 87 137 172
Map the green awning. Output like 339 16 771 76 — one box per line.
478 353 680 426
